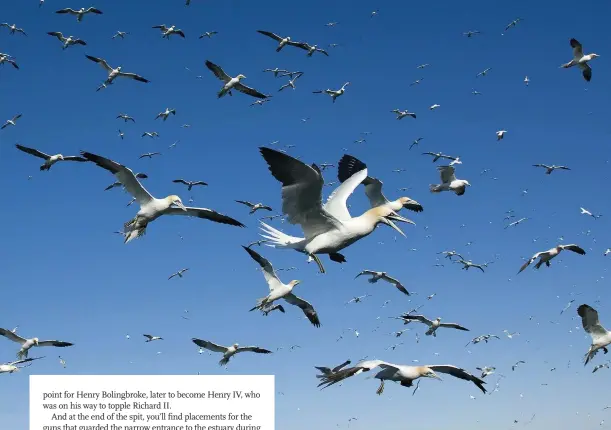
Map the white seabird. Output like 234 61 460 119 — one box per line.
391 109 416 119
257 30 305 52
504 18 522 31
518 244 586 274
143 334 163 342
1 23 27 36
0 328 73 359
85 55 149 86
79 151 245 243
355 270 410 296
205 60 269 99
191 338 272 366
168 268 189 280
152 25 185 39
429 104 441 110
476 68 492 77
397 314 469 337
578 304 611 365
155 108 176 121
172 179 208 191
533 164 570 175
524 76 530 86
141 131 159 138
0 53 19 69
263 67 289 77
112 31 129 39
47 32 86 49
430 165 470 196
258 148 413 273
139 152 161 159
0 357 44 374
318 359 486 394
117 113 135 122
312 82 350 103
463 30 481 37
244 247 320 327
199 31 218 39
15 144 87 171
580 207 601 220
561 38 599 82
496 130 507 140
476 366 496 378
55 7 103 21
292 42 329 57
235 200 273 214
278 72 304 92
1 113 22 129
454 259 486 272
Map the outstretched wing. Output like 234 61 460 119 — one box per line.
163 207 245 227
191 338 228 353
15 144 51 160
284 293 321 327
47 31 65 41
205 60 231 83
85 55 112 72
7 357 45 366
324 155 367 221
439 323 469 331
428 365 486 393
55 8 78 15
242 246 283 292
257 30 283 42
236 346 272 354
332 359 352 373
118 72 149 83
35 340 73 348
0 328 28 345
355 270 376 278
562 244 586 255
234 82 269 99
518 252 542 274
399 314 433 326
578 304 608 340
317 359 389 389
438 165 456 184
570 38 584 58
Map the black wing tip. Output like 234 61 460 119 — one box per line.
337 154 367 183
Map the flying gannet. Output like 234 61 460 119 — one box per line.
155 108 176 121
112 31 129 39
0 53 18 69
1 23 27 36
168 268 189 280
292 42 329 57
141 131 159 138
139 152 161 159
152 25 185 39
312 82 350 103
80 151 245 243
0 357 44 374
1 113 22 129
580 207 601 220
263 67 289 77
430 165 470 195
430 104 441 110
15 144 87 171
244 247 320 327
258 148 412 273
85 55 149 87
496 130 507 140
518 244 586 273
355 270 410 295
578 304 611 365
532 164 570 175
463 30 481 37
391 109 416 119
172 179 208 191
117 113 135 122
199 31 218 39
318 359 486 395
561 39 600 82
476 366 496 378
0 328 73 359
465 334 500 347
476 68 492 77
235 200 273 214
454 259 486 272
205 60 269 99
47 32 86 49
55 7 103 21
504 18 522 31
192 338 272 366
143 334 163 342
439 250 463 260
278 72 304 92
337 155 423 216
397 314 469 337
257 30 308 52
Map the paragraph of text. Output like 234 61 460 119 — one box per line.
30 375 274 430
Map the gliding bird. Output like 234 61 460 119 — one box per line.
578 304 611 365
398 314 469 337
355 270 410 296
0 328 73 359
15 144 87 171
85 55 149 87
192 338 272 366
560 38 599 82
518 244 586 273
205 60 269 99
55 7 103 22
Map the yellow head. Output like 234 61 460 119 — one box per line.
33 338 39 345
167 195 187 211
289 280 301 287
236 74 246 80
423 368 442 380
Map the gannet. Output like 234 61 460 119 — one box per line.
141 131 159 138
315 360 351 378
172 179 208 191
152 25 185 39
454 259 486 272
325 22 339 27
476 367 495 378
15 144 87 171
257 30 306 52
0 357 44 374
410 78 423 86
278 72 304 92
105 173 147 191
258 148 412 273
524 76 530 86
117 130 124 140
465 334 500 347
168 268 189 280
409 137 423 150
398 314 469 337
578 304 611 365
80 151 245 243
593 363 610 373
191 338 272 366
85 55 149 86
59 356 66 368
139 152 161 159
472 89 482 95
430 104 441 110
251 99 271 107
55 7 103 21
292 42 329 57
496 130 507 140
463 30 481 37
347 295 371 304
0 328 73 359
198 31 218 39
155 108 176 121
391 109 416 119
580 207 601 219
504 217 527 229
355 270 410 295
312 82 350 103
1 23 27 36
143 334 163 342
337 155 423 215
47 32 86 49
1 114 22 129
318 359 486 394
235 200 273 214
505 18 522 31
112 31 129 39
439 250 463 260
476 68 492 77
117 113 135 122
0 53 19 69
512 360 526 371
518 244 586 273
561 39 600 82
533 164 570 174
244 247 320 327
430 165 470 195
205 60 269 99
417 63 430 69
263 67 288 77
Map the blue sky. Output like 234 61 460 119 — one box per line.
1 0 611 428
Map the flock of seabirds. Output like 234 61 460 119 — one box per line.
0 2 608 428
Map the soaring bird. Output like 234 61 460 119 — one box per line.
518 244 586 273
430 165 470 195
0 53 19 69
561 38 599 82
397 314 469 337
578 304 611 365
258 148 412 273
263 67 289 77
205 60 269 99
168 268 189 280
476 68 492 77
112 31 129 39
278 72 304 92
235 200 273 214
79 151 244 243
141 131 159 138
292 42 329 57
476 366 496 378
496 130 507 140
463 30 481 37
532 164 570 175
117 113 135 122
257 31 306 52
172 179 208 191
139 152 161 159
143 334 163 342
439 250 463 260
55 7 103 21
504 18 522 31
152 25 186 39
199 31 218 39
318 359 486 395
454 259 486 272
1 114 22 129
391 109 416 120
0 357 45 374
15 144 87 171
191 338 272 366
422 152 457 163
47 32 86 49
312 82 350 103
355 270 410 296
0 328 73 359
0 23 27 36
155 108 176 121
244 247 320 327
315 360 351 379
85 55 149 86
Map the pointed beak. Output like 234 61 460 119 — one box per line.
387 211 416 225
383 217 406 237
430 372 442 380
174 201 187 211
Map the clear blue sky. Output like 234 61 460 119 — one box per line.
1 0 611 428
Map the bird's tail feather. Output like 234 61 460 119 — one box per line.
259 222 302 249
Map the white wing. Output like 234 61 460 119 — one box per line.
363 177 390 207
0 328 27 345
578 304 608 341
191 338 228 353
323 168 368 221
243 247 283 292
438 166 456 184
